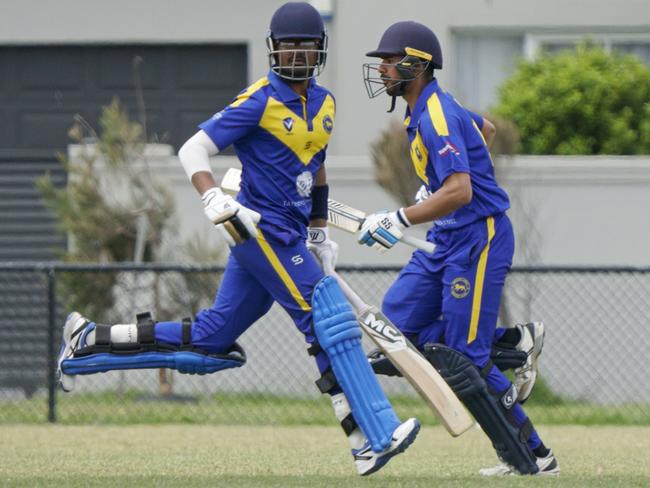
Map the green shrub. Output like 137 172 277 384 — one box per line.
494 42 650 155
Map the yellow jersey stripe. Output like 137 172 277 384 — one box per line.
467 217 496 344
230 77 270 108
426 93 449 136
256 230 311 312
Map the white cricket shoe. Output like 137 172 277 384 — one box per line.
513 322 545 403
353 417 420 476
479 449 559 476
56 312 93 392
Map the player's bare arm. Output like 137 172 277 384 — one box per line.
481 117 496 147
403 172 472 225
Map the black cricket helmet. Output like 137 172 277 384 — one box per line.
363 21 442 100
267 2 328 81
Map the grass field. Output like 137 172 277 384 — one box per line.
1 425 649 487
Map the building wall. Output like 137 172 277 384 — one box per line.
80 144 650 267
2 0 648 156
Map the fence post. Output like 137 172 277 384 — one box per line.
47 268 57 423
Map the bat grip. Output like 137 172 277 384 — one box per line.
401 234 436 253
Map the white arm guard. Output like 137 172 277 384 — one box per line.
178 130 219 181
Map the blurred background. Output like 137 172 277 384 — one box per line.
0 0 649 427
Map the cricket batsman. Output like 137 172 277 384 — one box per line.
358 21 559 475
56 2 419 476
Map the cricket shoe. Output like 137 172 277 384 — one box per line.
513 321 545 403
353 417 420 476
479 449 560 476
56 312 95 392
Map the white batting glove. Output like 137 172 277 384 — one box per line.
414 184 431 204
307 227 339 273
201 187 261 247
357 209 410 253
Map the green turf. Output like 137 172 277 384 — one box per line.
1 425 649 487
1 391 649 426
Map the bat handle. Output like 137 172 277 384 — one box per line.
322 262 369 313
401 234 435 254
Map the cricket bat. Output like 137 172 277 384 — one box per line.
324 263 474 437
220 168 435 254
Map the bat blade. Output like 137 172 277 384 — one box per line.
326 199 365 232
357 305 474 437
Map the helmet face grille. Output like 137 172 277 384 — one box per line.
362 56 431 99
267 2 328 80
266 35 328 81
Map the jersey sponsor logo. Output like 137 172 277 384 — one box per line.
414 145 423 161
322 114 333 134
451 277 471 299
291 254 304 265
296 171 313 197
438 140 460 157
211 111 224 121
283 117 294 132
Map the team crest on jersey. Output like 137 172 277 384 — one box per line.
438 140 460 157
451 277 471 298
283 117 294 132
296 170 313 197
322 114 333 134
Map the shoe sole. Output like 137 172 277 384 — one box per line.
518 322 545 404
360 420 421 476
56 312 85 392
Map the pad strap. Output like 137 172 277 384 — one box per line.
93 324 112 353
136 312 156 344
341 413 358 436
180 317 193 351
315 368 339 394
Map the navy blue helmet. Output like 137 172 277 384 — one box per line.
267 2 328 81
363 21 442 106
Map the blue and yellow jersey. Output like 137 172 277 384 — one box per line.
199 70 336 244
404 79 509 231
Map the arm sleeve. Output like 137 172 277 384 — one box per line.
177 130 219 181
465 109 484 130
198 94 264 152
423 114 470 184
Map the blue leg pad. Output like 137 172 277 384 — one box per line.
62 350 245 376
313 276 400 452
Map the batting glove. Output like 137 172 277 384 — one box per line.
414 184 431 204
202 187 261 247
307 227 339 273
358 209 410 253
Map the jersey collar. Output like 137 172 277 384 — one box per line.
405 78 441 129
267 70 316 103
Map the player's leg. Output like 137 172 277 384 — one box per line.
57 254 273 391
365 250 445 377
431 215 558 475
381 250 444 343
236 230 419 475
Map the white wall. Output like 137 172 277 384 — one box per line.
78 144 650 267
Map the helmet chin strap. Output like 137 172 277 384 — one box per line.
386 79 408 113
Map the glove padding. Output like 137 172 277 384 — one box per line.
357 209 410 253
202 187 261 247
307 227 339 273
414 184 431 204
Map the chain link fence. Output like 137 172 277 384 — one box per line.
1 263 649 426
